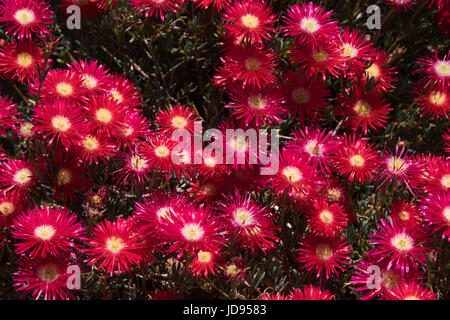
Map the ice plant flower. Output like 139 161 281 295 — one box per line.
288 285 335 300
297 235 351 280
73 132 117 165
389 200 421 230
0 192 23 226
86 94 126 137
282 2 340 47
306 199 348 237
155 104 199 135
84 217 146 275
386 282 436 300
129 0 182 21
414 86 449 119
30 69 86 102
68 59 110 94
114 148 151 188
0 40 45 83
415 51 450 90
419 191 450 241
0 95 21 136
222 0 277 44
11 205 85 258
0 0 54 40
0 159 35 196
13 255 74 300
189 248 223 278
105 74 142 108
385 0 416 11
217 191 279 253
369 218 429 274
363 50 398 93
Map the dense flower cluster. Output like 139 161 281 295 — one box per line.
0 0 448 300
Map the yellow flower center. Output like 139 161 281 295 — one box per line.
327 188 342 202
96 108 113 123
181 223 204 241
248 95 267 109
398 210 410 221
342 44 358 58
316 244 333 260
14 9 35 25
16 52 33 68
391 233 413 251
319 210 333 223
82 74 98 89
350 154 365 167
110 89 123 103
57 169 72 185
443 207 450 222
312 49 328 63
387 157 408 173
13 168 32 184
156 206 173 221
197 250 212 263
301 17 320 33
171 116 187 129
20 122 34 137
106 236 125 253
434 60 450 77
34 225 56 240
404 296 420 300
0 201 14 216
82 136 99 150
130 155 147 171
51 115 71 132
429 91 446 105
245 57 261 72
381 271 398 289
354 100 372 116
234 208 253 226
204 157 216 168
292 87 310 104
282 166 302 182
241 14 260 29
365 63 380 78
305 140 322 155
226 264 239 276
38 264 59 283
155 145 169 157
56 82 73 97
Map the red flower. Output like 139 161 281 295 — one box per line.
363 50 398 93
115 110 151 149
297 234 351 280
0 192 23 226
33 100 86 148
369 218 430 274
60 0 99 21
130 0 182 21
141 133 177 174
189 248 223 278
335 84 392 135
386 282 436 300
11 205 85 258
415 50 450 91
414 85 449 119
217 191 279 253
0 159 35 196
105 73 142 108
0 0 53 40
30 69 86 102
306 199 348 237
389 200 421 230
193 0 230 11
385 0 416 11
68 59 110 94
282 2 340 47
73 132 117 165
13 255 74 300
86 94 126 137
0 95 21 136
155 104 199 135
0 40 45 83
114 147 151 188
258 292 289 300
222 0 277 44
84 217 146 275
420 191 450 241
289 285 335 300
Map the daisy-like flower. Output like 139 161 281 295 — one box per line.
336 28 375 76
389 200 421 230
161 205 225 259
419 191 450 241
68 59 109 94
306 199 348 237
297 235 351 280
222 0 277 44
84 217 145 275
115 110 151 148
13 255 74 300
290 40 345 80
141 133 177 173
369 218 430 274
155 104 199 135
335 85 392 135
16 121 36 139
0 192 23 226
376 146 421 194
60 0 99 21
222 256 249 282
282 2 340 47
285 126 339 172
416 157 450 193
225 84 286 127
331 134 380 183
351 257 421 300
193 0 230 11
0 95 21 136
105 73 142 108
280 71 329 122
189 248 223 278
0 159 35 196
0 40 45 83
217 191 279 253
188 177 224 203
385 282 436 300
214 44 278 89
268 150 317 198
114 147 151 188
130 0 182 21
0 0 53 40
414 86 449 119
288 285 335 300
415 50 450 90
30 69 86 102
73 132 117 165
363 50 398 93
193 147 229 178
258 292 289 300
86 95 125 137
11 205 85 258
33 100 86 148
385 0 416 10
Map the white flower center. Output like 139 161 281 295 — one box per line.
34 225 56 240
